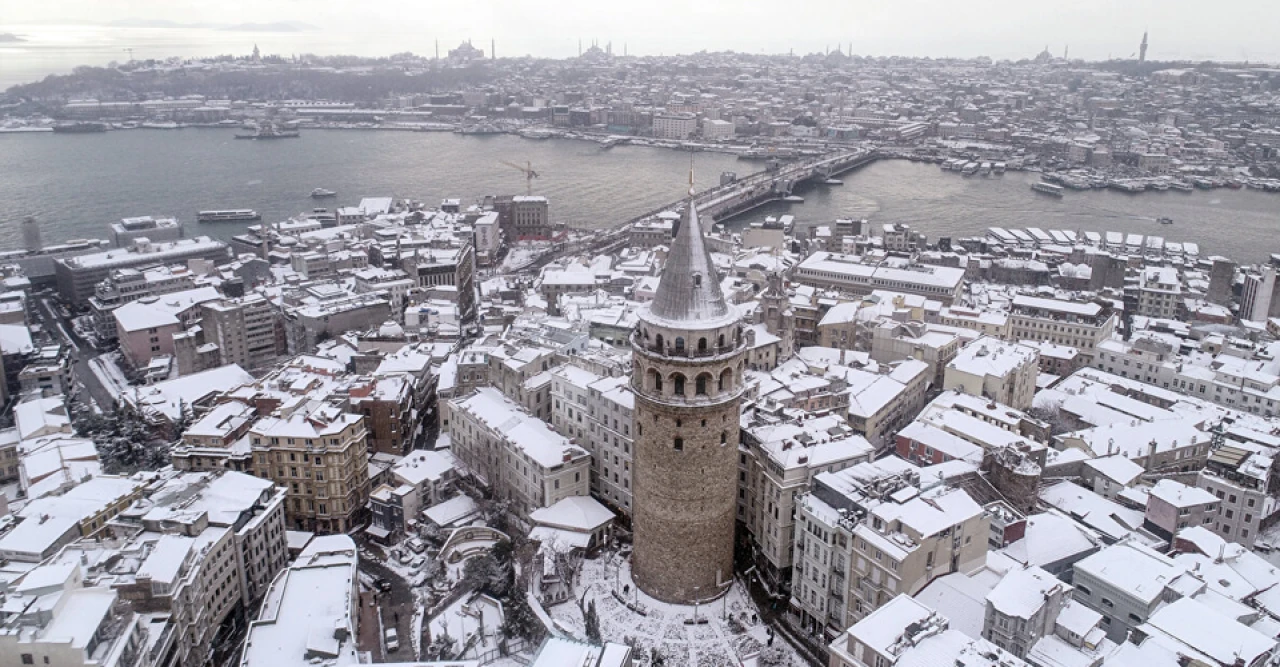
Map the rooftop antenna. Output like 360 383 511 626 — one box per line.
689 151 696 197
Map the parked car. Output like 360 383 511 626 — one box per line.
406 537 427 554
410 556 426 569
385 627 399 652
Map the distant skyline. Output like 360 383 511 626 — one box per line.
2 0 1278 81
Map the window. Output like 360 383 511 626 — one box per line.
1076 584 1092 596
1128 613 1141 623
1101 598 1114 608
675 337 685 351
674 437 684 451
21 655 33 665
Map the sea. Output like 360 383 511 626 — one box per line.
1 128 1279 263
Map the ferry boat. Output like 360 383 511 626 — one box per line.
456 123 504 135
979 162 992 175
823 179 843 185
311 188 337 198
235 121 299 140
197 209 261 223
52 122 108 133
961 162 979 175
993 162 1007 174
1030 182 1065 197
783 195 805 203
1157 217 1173 225
518 128 554 140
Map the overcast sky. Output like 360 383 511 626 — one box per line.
6 0 1280 63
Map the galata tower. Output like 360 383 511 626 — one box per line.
630 195 747 604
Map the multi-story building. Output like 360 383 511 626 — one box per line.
794 251 965 304
55 236 230 308
550 365 635 515
400 243 476 321
112 286 222 370
739 415 875 593
1070 540 1196 643
369 449 457 537
242 535 360 667
493 195 552 241
1142 479 1220 541
171 401 258 473
1007 295 1116 363
448 387 591 517
652 111 697 139
790 460 988 638
1196 444 1277 548
701 118 734 140
1137 266 1182 319
248 406 371 533
828 595 1027 667
89 265 199 340
943 337 1039 410
199 294 286 371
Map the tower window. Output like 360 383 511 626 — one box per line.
673 374 686 395
698 337 708 352
718 334 725 348
675 337 685 351
693 274 702 286
696 375 708 395
721 432 728 445
674 437 684 451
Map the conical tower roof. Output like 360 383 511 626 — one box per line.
647 199 732 324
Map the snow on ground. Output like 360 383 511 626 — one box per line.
501 242 553 271
89 352 130 401
548 551 805 666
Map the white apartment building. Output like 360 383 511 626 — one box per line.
652 112 698 140
739 414 875 592
449 387 591 517
701 118 735 140
943 337 1040 410
1007 295 1117 363
1137 266 1182 319
550 365 636 515
790 459 988 639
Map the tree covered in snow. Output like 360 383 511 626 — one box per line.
584 600 601 644
501 589 540 641
462 548 512 599
72 404 170 473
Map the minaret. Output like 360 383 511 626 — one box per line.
631 178 747 604
1139 31 1148 62
491 38 495 60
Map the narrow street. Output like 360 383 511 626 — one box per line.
29 294 117 411
358 556 419 661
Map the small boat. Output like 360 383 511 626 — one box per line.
823 179 843 185
1031 182 1065 198
1156 217 1173 225
993 162 1007 174
783 195 805 203
311 188 337 198
1171 181 1194 192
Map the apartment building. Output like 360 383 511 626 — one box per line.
200 294 286 371
790 460 988 638
943 337 1039 410
739 414 875 593
248 405 371 533
652 111 697 139
448 387 591 517
89 265 199 340
550 365 635 515
1070 540 1196 643
1196 445 1277 548
1007 295 1116 363
828 595 1026 667
1137 266 1182 319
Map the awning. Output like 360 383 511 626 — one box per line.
365 525 392 540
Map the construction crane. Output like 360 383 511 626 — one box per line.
500 160 539 196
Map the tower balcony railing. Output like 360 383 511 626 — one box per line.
630 332 742 359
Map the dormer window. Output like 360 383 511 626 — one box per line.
693 273 703 287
